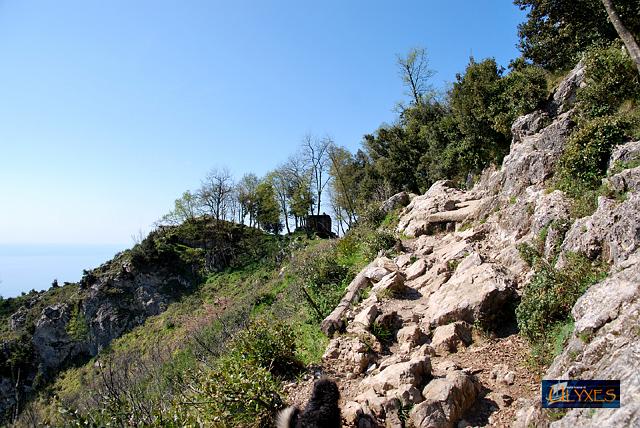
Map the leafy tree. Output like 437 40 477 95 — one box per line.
397 47 435 107
449 58 508 175
160 191 201 225
267 167 294 234
254 181 282 234
515 0 640 70
237 173 259 227
281 154 314 229
327 146 360 232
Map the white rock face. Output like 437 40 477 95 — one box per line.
423 262 516 327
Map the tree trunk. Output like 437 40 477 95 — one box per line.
602 0 640 74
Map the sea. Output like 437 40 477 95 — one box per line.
0 244 126 298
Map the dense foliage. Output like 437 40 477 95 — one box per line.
515 0 640 70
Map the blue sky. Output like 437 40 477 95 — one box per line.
0 1 526 245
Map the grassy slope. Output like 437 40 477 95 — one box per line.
11 218 396 426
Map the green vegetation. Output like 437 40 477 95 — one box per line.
551 42 640 219
66 303 89 341
514 0 639 70
516 249 608 368
7 2 640 425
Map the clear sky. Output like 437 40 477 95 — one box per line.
0 1 526 245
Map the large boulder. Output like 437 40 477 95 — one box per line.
423 259 517 327
410 370 479 428
397 181 483 237
359 356 432 396
430 321 472 354
32 304 89 374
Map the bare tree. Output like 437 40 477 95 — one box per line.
397 47 435 106
267 167 293 234
199 168 234 221
602 0 640 74
282 154 314 228
303 134 332 216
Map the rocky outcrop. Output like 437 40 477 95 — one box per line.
558 192 640 266
514 251 640 428
317 61 640 427
397 181 489 238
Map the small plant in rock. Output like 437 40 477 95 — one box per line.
370 322 393 344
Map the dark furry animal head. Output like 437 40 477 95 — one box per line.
276 378 341 428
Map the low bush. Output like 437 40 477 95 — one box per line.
231 318 302 377
517 252 607 342
556 115 631 193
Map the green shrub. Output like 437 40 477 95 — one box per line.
231 318 302 376
493 64 548 136
556 115 631 192
517 253 607 342
181 357 284 428
578 43 640 119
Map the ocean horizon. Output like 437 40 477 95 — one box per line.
0 243 127 298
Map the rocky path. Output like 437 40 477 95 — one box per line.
310 227 537 427
283 61 640 427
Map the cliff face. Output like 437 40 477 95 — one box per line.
318 63 640 427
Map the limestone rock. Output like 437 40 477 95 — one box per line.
405 258 428 281
549 61 585 116
558 192 640 266
380 191 411 214
609 140 640 168
604 165 640 193
365 266 392 283
514 251 640 427
397 181 482 237
352 304 380 330
323 334 379 374
411 370 479 428
396 324 427 348
32 304 89 374
372 271 406 296
490 364 516 385
430 322 472 354
423 262 516 327
360 356 432 396
8 307 28 331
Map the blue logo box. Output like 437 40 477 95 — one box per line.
542 380 620 408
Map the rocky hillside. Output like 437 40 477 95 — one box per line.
0 219 278 423
289 63 639 427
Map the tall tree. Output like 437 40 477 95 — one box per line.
327 145 359 229
237 173 259 227
267 167 293 234
601 0 640 74
515 0 640 70
160 191 201 225
199 168 234 221
282 154 314 227
397 47 435 107
303 135 332 216
254 181 282 234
